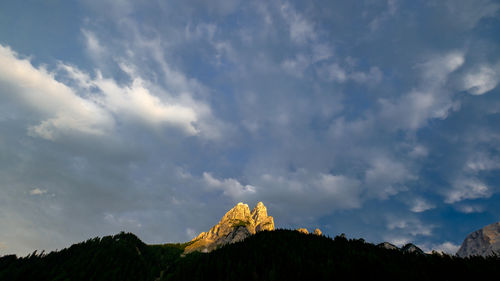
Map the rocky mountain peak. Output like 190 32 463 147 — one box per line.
457 222 500 257
220 202 252 225
251 202 268 224
401 243 424 254
184 202 274 254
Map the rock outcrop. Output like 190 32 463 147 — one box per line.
377 242 399 250
401 243 424 254
296 228 322 235
457 222 500 257
296 228 309 234
184 202 274 254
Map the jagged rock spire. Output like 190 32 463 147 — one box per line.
184 202 275 254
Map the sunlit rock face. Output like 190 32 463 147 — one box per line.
313 228 322 236
296 228 309 234
184 202 274 254
457 222 500 257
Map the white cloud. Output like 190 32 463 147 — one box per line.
465 152 500 172
387 217 434 236
82 29 106 58
420 51 465 85
280 3 316 44
409 145 428 158
29 188 47 195
254 170 363 219
410 198 435 213
203 172 256 199
0 44 114 140
429 241 460 255
312 43 333 62
320 63 347 83
0 43 220 140
445 178 491 203
379 52 464 130
281 54 310 78
319 64 382 84
365 157 413 199
455 204 485 213
350 67 383 84
315 174 362 209
463 65 499 95
93 69 199 135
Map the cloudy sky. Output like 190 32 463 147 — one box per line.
1 0 500 256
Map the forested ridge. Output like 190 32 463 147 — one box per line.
1 230 500 281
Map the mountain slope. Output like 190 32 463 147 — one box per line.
164 230 500 281
2 230 500 281
457 222 500 257
0 232 184 281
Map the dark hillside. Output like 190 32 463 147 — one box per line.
1 230 500 281
0 232 184 281
164 229 500 281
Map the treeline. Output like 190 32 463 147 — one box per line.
1 230 500 281
0 232 183 281
163 230 500 281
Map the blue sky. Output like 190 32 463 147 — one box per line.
1 0 500 256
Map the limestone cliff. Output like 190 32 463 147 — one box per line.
313 228 323 236
296 228 309 234
457 222 500 257
296 228 322 235
184 202 274 254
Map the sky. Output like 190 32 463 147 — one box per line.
1 0 500 256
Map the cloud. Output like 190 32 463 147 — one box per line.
203 172 256 199
92 67 199 135
29 188 47 195
444 178 491 203
350 67 383 84
386 217 434 236
465 152 500 173
82 29 106 59
444 0 500 29
319 64 382 84
369 0 399 31
379 51 464 130
0 44 114 140
463 64 499 95
315 174 362 209
428 241 460 255
281 54 310 78
455 204 485 214
0 43 221 140
410 198 435 213
280 3 316 44
364 156 413 199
